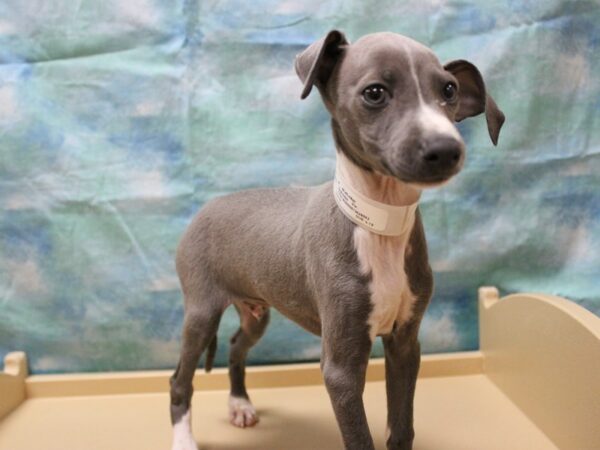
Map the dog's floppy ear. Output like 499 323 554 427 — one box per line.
295 30 349 100
444 60 505 146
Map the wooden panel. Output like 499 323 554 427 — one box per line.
23 352 483 398
479 287 600 450
0 352 27 420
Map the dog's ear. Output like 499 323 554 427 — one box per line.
444 60 505 146
295 30 349 100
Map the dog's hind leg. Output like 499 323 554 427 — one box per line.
228 301 270 428
170 290 225 450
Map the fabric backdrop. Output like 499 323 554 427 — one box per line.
1 0 598 374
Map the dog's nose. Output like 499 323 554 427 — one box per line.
421 137 463 170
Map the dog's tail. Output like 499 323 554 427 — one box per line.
204 334 217 373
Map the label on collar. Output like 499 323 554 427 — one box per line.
334 177 388 231
333 174 418 236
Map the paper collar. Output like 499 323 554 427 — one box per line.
333 171 418 236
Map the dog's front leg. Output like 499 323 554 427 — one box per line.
321 320 375 450
382 326 420 450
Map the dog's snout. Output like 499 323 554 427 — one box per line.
421 137 463 170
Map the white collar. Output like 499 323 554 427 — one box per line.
333 167 418 236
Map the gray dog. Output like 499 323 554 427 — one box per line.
170 30 504 450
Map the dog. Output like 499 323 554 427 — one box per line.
170 30 505 450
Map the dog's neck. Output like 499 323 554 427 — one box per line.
334 151 421 236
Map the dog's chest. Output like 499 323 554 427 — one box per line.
353 227 416 341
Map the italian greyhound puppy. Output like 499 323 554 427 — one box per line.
170 30 505 450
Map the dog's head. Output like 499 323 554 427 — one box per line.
295 30 505 186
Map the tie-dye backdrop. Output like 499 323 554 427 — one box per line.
1 1 598 374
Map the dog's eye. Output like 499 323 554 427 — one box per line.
362 84 389 106
442 82 458 102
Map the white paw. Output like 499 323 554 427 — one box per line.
172 411 198 450
228 395 259 428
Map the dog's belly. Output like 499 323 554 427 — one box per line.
238 296 323 336
353 226 417 341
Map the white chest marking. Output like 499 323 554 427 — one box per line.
354 226 417 341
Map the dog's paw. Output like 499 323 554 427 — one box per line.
228 395 259 428
172 411 198 450
171 436 197 450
